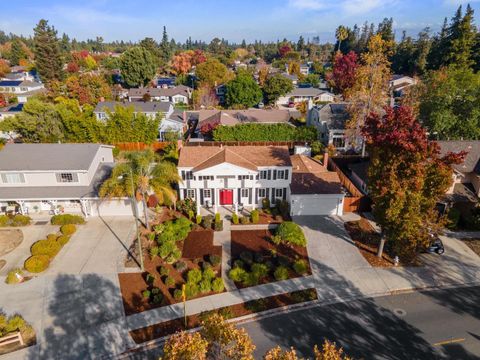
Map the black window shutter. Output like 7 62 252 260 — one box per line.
211 189 215 205
266 188 269 201
271 188 275 203
248 188 252 204
283 188 287 200
238 188 241 204
273 170 277 180
183 189 187 199
181 171 185 180
200 189 204 205
255 188 258 204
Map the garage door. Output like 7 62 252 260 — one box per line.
290 195 343 216
89 199 135 217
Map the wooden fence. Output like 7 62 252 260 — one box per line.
328 157 371 213
114 142 169 151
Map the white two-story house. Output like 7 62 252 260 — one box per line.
0 80 45 103
0 143 134 217
177 145 292 214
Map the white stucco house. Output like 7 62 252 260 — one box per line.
177 145 344 216
0 143 134 218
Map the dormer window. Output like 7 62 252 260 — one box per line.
1 173 25 184
57 173 78 183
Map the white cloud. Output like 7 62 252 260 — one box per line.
288 0 330 10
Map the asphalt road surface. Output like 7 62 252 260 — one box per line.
125 285 480 360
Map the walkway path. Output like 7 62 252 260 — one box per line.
213 217 236 292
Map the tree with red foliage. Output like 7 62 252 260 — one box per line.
330 51 358 97
279 44 292 58
0 93 6 108
66 61 80 73
65 73 111 106
362 106 465 261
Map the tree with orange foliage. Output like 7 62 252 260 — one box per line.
0 59 10 78
65 73 111 105
161 331 208 360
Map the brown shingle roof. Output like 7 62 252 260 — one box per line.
290 155 342 195
195 109 300 127
178 145 291 170
437 140 480 174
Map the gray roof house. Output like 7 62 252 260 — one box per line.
127 85 192 104
276 87 335 107
307 103 358 151
0 143 134 217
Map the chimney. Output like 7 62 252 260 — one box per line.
323 151 329 169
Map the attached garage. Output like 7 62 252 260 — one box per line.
89 198 135 217
289 155 345 216
290 194 343 216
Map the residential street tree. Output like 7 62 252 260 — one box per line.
418 66 480 140
64 73 112 106
262 73 293 105
193 84 219 109
335 25 349 53
330 51 358 97
362 106 464 260
346 35 391 155
9 38 27 66
195 58 232 88
33 19 64 83
120 46 157 87
225 70 263 108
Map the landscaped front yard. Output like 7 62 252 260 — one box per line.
229 224 311 288
119 215 225 316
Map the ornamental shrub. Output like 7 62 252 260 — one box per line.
276 222 307 247
187 268 202 284
214 220 223 231
228 267 246 282
251 263 268 278
24 255 50 273
274 266 289 281
5 268 23 284
188 210 194 220
56 235 70 246
173 289 183 301
447 208 461 230
11 214 31 226
175 261 187 272
251 209 259 224
150 246 159 258
239 251 253 265
146 273 156 284
215 213 221 222
185 282 199 298
202 267 216 281
209 254 221 267
196 215 202 225
159 241 176 259
156 218 192 244
242 272 260 286
232 213 239 225
159 266 170 276
31 239 61 259
142 289 151 299
202 215 213 229
262 198 270 209
199 279 211 293
239 216 250 225
211 277 225 293
292 259 309 275
153 294 163 304
47 233 58 241
60 224 76 236
165 276 175 287
233 259 244 269
51 214 85 225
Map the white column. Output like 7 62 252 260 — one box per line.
214 188 219 213
80 199 89 218
195 188 201 215
251 177 257 210
17 201 25 215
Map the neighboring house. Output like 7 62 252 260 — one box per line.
0 80 45 103
94 101 174 121
156 77 176 88
1 72 35 82
299 63 310 76
280 72 298 86
191 109 301 137
390 75 417 97
127 85 192 104
178 145 292 214
438 141 480 199
0 143 134 217
159 110 186 141
276 88 334 107
307 103 360 152
290 154 344 216
0 103 23 120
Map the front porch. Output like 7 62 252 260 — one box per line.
199 205 254 218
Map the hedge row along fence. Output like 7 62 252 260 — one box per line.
24 215 86 273
212 123 317 142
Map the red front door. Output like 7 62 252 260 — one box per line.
220 189 233 205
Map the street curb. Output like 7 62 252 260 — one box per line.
115 281 480 359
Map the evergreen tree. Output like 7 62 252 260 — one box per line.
447 4 477 68
427 18 448 70
33 19 64 83
120 46 157 87
159 26 171 63
9 38 26 66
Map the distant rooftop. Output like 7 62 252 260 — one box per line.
94 101 172 113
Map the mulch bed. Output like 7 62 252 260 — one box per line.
230 230 311 287
462 238 480 257
119 227 222 316
182 228 221 259
129 288 318 344
344 219 421 267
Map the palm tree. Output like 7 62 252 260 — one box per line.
335 26 349 53
99 149 180 229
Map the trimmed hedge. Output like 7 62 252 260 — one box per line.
276 222 307 247
60 224 77 236
0 214 31 227
31 239 61 259
24 255 50 273
56 235 70 246
212 277 225 292
212 123 317 142
274 266 289 281
5 268 23 284
50 214 85 225
292 259 308 275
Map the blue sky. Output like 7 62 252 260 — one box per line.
1 0 479 43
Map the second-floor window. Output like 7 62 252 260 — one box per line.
238 175 253 180
1 173 25 184
277 170 285 179
259 170 269 179
57 173 78 183
199 176 214 181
